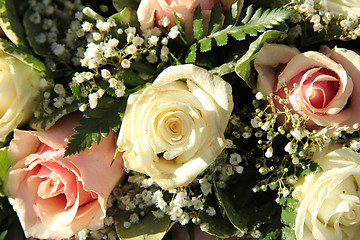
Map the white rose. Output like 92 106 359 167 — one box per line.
117 64 233 189
0 49 42 142
321 0 360 18
293 145 360 240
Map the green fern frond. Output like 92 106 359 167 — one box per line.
185 4 295 63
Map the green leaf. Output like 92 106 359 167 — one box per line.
281 206 296 228
30 102 79 131
187 6 293 63
208 1 222 34
214 181 249 231
173 14 187 45
193 5 203 40
64 95 125 156
0 39 46 72
112 0 139 12
300 161 322 176
223 1 240 27
0 197 25 240
70 85 83 101
230 30 246 41
199 38 212 52
0 231 7 240
115 210 173 240
111 8 139 29
214 32 228 46
241 4 254 24
234 30 284 88
0 147 10 195
82 7 106 23
282 226 296 240
131 62 158 77
198 194 237 238
121 70 145 87
185 43 197 64
22 7 51 58
0 0 28 50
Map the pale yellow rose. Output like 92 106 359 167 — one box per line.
321 0 360 18
117 64 233 189
0 48 42 142
293 145 360 240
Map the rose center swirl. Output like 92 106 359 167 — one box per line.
301 67 340 109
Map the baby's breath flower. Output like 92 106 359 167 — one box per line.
101 69 111 79
159 16 171 28
121 59 131 69
168 26 179 39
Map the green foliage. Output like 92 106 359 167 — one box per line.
282 226 296 240
174 14 187 45
115 210 173 240
0 39 46 72
193 6 204 41
112 0 139 12
234 30 284 88
198 193 237 238
0 0 29 50
299 161 322 176
30 102 79 131
0 147 10 196
0 197 24 240
185 4 295 63
64 95 126 156
110 7 139 30
0 231 6 240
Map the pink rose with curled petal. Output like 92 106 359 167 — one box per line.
4 113 125 239
137 0 242 39
254 43 360 135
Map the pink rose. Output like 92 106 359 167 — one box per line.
137 0 242 38
254 44 360 134
4 113 125 239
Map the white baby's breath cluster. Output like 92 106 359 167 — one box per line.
71 18 175 111
28 0 89 122
278 0 360 39
28 0 86 67
75 117 247 237
248 87 331 199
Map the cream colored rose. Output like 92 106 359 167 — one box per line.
117 64 233 189
321 0 360 18
293 145 360 240
0 48 42 142
254 44 360 134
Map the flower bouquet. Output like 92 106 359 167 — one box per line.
1 0 360 239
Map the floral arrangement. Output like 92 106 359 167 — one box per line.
1 0 360 239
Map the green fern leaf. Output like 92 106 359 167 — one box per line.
185 43 197 63
185 5 294 63
223 1 240 27
214 32 228 46
200 38 212 52
64 95 125 156
193 5 204 40
209 1 222 34
241 4 253 24
174 14 187 45
230 30 246 41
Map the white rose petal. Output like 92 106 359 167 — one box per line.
117 64 233 189
0 49 42 141
293 145 360 240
